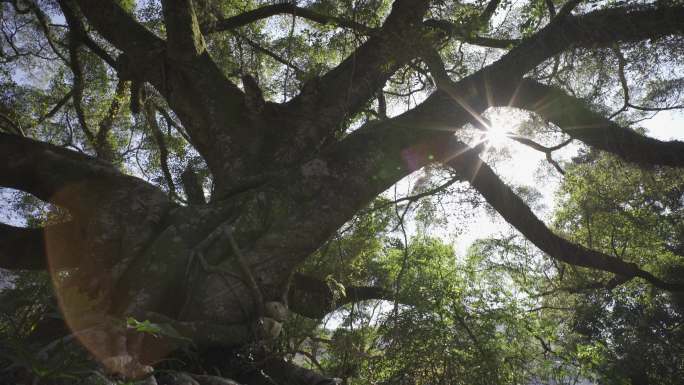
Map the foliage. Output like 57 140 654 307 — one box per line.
0 272 97 384
1 0 684 384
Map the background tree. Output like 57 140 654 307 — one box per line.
0 0 683 384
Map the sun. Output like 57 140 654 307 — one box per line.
483 115 510 147
485 125 509 147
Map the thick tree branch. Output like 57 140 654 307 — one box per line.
249 118 457 275
468 35 519 48
510 79 684 168
181 166 206 205
71 0 253 192
0 222 81 270
0 133 162 215
1 223 51 270
67 0 165 63
58 0 117 68
0 133 113 203
281 0 431 158
288 273 393 319
80 33 117 68
204 3 372 34
162 0 206 59
484 4 684 83
421 3 683 121
480 0 502 25
257 3 684 277
445 141 684 291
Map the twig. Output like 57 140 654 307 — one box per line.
34 89 73 127
508 135 572 175
25 0 69 64
232 31 304 76
609 45 630 120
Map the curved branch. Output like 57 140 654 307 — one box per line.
0 133 163 216
481 3 684 92
0 133 116 203
510 79 684 168
204 3 372 34
183 3 684 272
445 141 684 291
404 3 684 140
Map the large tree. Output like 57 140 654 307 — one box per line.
1 0 683 384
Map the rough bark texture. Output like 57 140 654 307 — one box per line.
2 1 684 383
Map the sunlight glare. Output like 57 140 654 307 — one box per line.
484 115 510 148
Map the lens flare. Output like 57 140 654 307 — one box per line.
483 115 510 148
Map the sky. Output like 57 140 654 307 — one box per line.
450 109 684 257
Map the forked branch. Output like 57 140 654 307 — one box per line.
508 135 572 175
511 79 684 168
445 140 684 291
